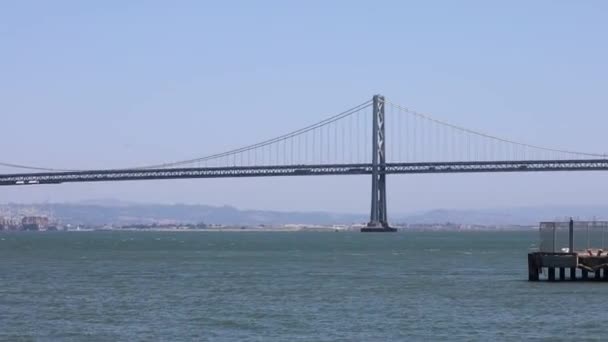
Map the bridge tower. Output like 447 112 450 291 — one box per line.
362 94 396 232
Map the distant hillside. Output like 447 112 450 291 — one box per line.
1 202 607 226
397 206 608 226
0 202 365 226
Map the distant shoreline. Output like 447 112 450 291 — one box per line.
1 226 538 233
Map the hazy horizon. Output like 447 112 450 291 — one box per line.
3 197 608 219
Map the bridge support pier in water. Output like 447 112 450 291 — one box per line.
362 95 396 232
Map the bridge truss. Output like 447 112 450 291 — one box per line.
2 159 608 185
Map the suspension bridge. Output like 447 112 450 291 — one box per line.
2 95 607 232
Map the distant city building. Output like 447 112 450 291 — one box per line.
21 216 50 231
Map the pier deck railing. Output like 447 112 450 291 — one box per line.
539 221 608 253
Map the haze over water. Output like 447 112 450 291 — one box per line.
2 231 606 341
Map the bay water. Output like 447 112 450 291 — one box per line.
1 231 606 341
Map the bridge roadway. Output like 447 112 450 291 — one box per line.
1 159 608 186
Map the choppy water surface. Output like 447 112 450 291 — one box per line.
1 231 606 341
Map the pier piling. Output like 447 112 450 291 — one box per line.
528 253 539 281
548 267 556 281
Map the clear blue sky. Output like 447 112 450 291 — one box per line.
1 1 607 214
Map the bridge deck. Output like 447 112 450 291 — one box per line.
1 159 607 186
